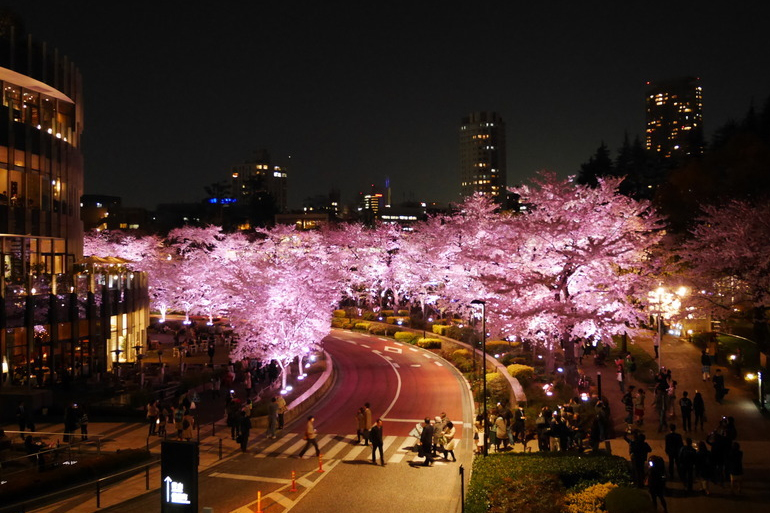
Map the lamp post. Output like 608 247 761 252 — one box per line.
471 299 488 457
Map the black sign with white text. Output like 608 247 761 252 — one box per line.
161 441 199 513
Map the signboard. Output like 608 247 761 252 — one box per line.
161 440 199 513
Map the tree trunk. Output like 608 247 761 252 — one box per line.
562 333 579 387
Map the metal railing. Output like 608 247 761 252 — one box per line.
0 430 105 478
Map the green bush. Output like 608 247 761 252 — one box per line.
487 473 564 513
332 309 346 318
417 338 442 349
486 340 519 355
386 316 409 326
604 486 655 513
466 452 632 513
507 364 535 385
452 349 472 359
331 318 354 329
381 309 394 317
368 325 389 336
486 372 510 405
397 309 409 316
564 482 617 513
432 324 452 336
395 331 418 344
362 311 377 321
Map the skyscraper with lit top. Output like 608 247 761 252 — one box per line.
645 77 704 161
459 111 507 202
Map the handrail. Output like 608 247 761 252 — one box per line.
0 456 160 513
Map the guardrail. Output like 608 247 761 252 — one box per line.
0 430 105 478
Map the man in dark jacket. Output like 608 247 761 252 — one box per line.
664 424 684 479
370 418 385 465
420 418 434 466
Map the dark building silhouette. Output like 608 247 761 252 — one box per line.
645 77 704 161
459 111 507 203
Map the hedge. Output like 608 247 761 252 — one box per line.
331 318 354 329
395 331 419 344
417 338 442 349
486 340 519 355
507 364 535 386
466 452 632 513
354 322 372 330
332 309 347 318
386 316 410 326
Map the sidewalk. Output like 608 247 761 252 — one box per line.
579 330 770 513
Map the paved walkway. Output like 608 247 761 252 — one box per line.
583 330 770 513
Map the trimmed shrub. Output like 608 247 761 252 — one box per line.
432 324 452 336
486 372 510 405
604 485 655 513
564 482 617 513
362 311 377 320
354 322 372 330
507 364 535 385
332 309 346 318
395 331 418 344
452 349 472 359
331 318 354 329
368 325 389 336
380 309 394 317
417 338 442 349
386 316 410 326
397 309 409 316
486 340 519 355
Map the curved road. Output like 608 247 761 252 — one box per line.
97 328 474 513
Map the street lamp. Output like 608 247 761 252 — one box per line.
471 299 488 457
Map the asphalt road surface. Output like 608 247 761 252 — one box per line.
99 328 475 513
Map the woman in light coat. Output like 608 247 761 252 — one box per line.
441 421 458 461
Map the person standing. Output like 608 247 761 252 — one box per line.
679 391 693 432
238 410 251 452
266 397 279 439
678 437 697 492
617 365 625 393
147 400 159 437
355 407 365 444
442 421 458 461
653 333 660 360
664 424 683 479
16 401 32 434
694 440 713 495
712 369 728 403
297 415 320 458
419 417 434 466
362 403 372 446
622 385 635 428
276 394 287 430
634 388 646 426
647 455 668 513
727 441 743 494
693 391 706 431
79 405 89 441
624 431 652 488
181 408 194 442
369 418 385 465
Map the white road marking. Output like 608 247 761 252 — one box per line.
411 364 421 367
210 472 291 484
323 436 356 459
360 344 371 349
255 434 300 458
434 361 443 366
384 346 402 354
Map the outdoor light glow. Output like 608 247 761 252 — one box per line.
580 392 590 402
557 367 564 373
746 373 757 381
729 354 737 361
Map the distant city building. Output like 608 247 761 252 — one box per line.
645 77 704 160
81 194 121 231
230 149 288 213
0 11 149 399
459 111 507 202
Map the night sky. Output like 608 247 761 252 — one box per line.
4 1 770 210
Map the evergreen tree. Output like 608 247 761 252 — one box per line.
577 142 614 187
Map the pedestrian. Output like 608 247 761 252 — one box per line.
655 389 668 433
647 455 668 513
512 404 526 444
173 405 184 439
419 417 434 466
181 408 194 442
494 413 508 451
147 400 159 436
355 407 365 443
442 421 458 461
700 349 711 381
727 441 743 494
276 394 287 429
64 403 79 443
623 430 652 488
266 397 279 439
362 403 372 446
158 405 168 438
694 440 713 495
622 385 635 427
653 332 660 359
79 405 89 441
473 418 485 454
712 369 728 403
667 380 677 419
693 391 705 431
17 400 34 434
678 437 697 492
664 424 683 479
617 365 625 393
211 375 221 398
679 391 693 432
369 418 385 465
238 410 251 452
297 415 320 458
634 388 646 426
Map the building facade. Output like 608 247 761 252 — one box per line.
231 149 288 213
0 13 149 395
645 77 704 161
459 111 507 202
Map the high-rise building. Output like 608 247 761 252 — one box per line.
459 111 507 202
231 149 288 213
0 11 149 396
645 77 704 160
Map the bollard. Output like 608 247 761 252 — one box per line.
256 490 264 513
96 480 101 508
459 464 465 513
317 454 325 473
290 470 298 492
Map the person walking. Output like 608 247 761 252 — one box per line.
238 410 251 452
617 365 625 393
79 405 89 441
297 415 320 458
419 417 434 466
647 455 668 513
679 391 693 432
355 407 365 444
664 424 683 479
694 440 713 495
369 418 385 465
693 391 706 431
712 369 728 403
622 385 635 428
678 437 697 493
181 408 194 442
266 397 279 439
494 413 508 451
634 388 646 426
701 350 711 381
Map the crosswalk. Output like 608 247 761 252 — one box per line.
251 433 452 465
